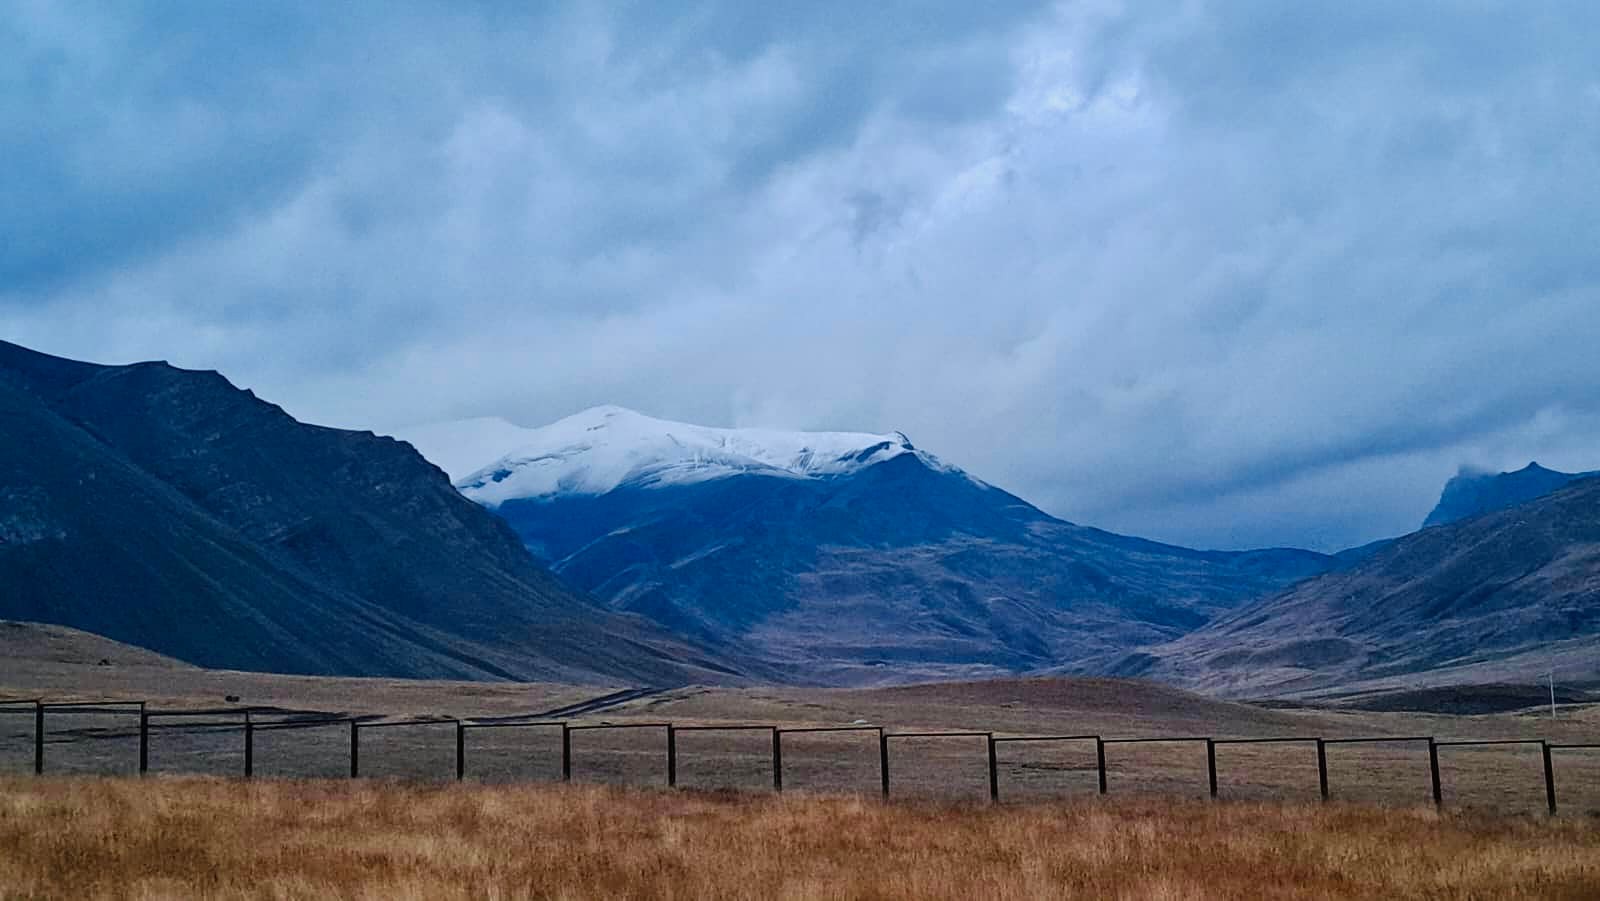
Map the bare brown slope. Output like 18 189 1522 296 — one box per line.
0 620 189 669
850 676 1280 718
1144 476 1600 697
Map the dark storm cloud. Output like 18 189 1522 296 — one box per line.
3 1 1597 551
2 4 358 288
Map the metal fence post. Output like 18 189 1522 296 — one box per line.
878 728 890 799
34 702 44 775
771 728 783 792
455 721 465 781
561 724 571 782
349 721 360 779
138 704 149 776
1542 741 1557 816
1206 738 1218 799
1427 738 1442 808
244 718 254 779
987 734 999 803
1095 737 1107 795
1316 739 1329 801
666 725 677 788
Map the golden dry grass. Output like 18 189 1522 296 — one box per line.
2 777 1598 900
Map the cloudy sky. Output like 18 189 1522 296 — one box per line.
5 2 1599 552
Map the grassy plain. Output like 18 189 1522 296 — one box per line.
3 776 1599 900
5 625 1600 897
3 625 1600 815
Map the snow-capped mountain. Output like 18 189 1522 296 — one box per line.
447 406 958 507
398 406 1335 684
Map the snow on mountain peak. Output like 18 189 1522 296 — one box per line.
446 405 949 507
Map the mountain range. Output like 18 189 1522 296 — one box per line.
0 341 742 684
410 408 1600 692
404 406 1334 683
4 337 1595 694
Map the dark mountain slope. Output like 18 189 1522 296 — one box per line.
1143 475 1600 697
0 340 741 684
1424 462 1597 527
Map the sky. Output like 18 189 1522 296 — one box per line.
4 1 1599 552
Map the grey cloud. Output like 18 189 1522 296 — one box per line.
2 1 1598 551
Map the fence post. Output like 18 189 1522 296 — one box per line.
987 734 999 803
1427 738 1442 809
455 721 465 781
1095 737 1107 795
1542 741 1557 816
349 721 360 779
878 729 890 800
138 703 150 775
244 718 254 779
1316 739 1329 801
1203 742 1216 800
666 725 677 788
561 724 571 782
34 702 44 775
771 729 783 792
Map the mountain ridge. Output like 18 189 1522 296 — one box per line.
1424 461 1598 528
0 340 748 685
1140 473 1600 697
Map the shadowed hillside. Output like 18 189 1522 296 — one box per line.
0 341 746 685
1144 476 1600 697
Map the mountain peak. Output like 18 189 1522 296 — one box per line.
1424 461 1597 528
443 406 945 507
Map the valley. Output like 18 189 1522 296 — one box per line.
11 9 1600 896
403 406 1336 682
404 405 1600 692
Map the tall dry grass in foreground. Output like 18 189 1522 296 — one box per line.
1 777 1597 900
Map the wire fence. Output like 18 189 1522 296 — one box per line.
2 698 1595 814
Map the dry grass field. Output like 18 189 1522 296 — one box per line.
2 776 1598 900
4 625 1600 816
5 627 1600 896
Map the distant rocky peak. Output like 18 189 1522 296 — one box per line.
1423 461 1597 528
